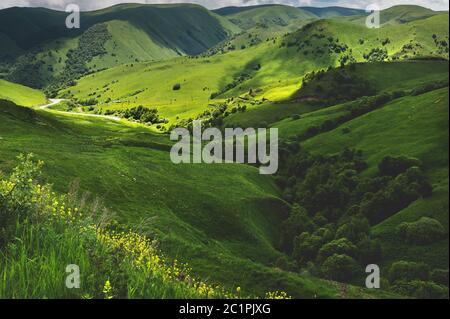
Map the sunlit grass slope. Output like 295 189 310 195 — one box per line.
0 79 47 106
224 61 449 129
61 12 448 125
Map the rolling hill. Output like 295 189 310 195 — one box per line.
0 97 397 298
58 8 448 128
0 4 240 89
300 6 365 18
0 3 448 299
301 88 449 270
214 5 317 30
0 79 47 106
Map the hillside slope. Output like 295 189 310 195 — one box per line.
300 6 364 18
59 12 449 127
302 88 449 269
0 79 47 106
216 5 317 30
0 98 399 298
0 4 240 88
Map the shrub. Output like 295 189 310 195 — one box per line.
274 255 296 272
378 155 422 177
389 261 429 283
293 232 323 265
342 127 351 134
431 269 449 287
321 254 359 282
173 83 181 91
280 204 315 252
317 238 357 263
397 217 445 245
335 215 370 243
391 280 449 299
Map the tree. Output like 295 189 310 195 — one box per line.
321 254 359 282
431 269 449 287
378 155 421 177
389 261 430 283
292 232 323 265
280 204 315 253
397 217 445 245
317 238 357 263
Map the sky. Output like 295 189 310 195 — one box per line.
0 0 448 11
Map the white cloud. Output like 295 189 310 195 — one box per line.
0 0 448 11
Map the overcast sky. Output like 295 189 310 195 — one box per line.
0 0 448 11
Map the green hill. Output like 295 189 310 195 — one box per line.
59 12 448 127
379 5 440 25
215 5 317 30
301 88 449 270
0 4 239 89
0 79 47 106
0 4 448 299
300 6 365 18
0 98 397 298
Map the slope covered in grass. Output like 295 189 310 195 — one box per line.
0 99 395 298
301 88 449 269
300 6 364 18
217 5 317 30
60 11 448 127
0 79 47 106
0 4 240 89
0 155 241 299
223 60 448 129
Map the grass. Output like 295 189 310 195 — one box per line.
225 61 449 129
59 12 448 127
0 99 396 298
0 5 448 299
218 4 316 30
0 80 47 106
301 88 449 269
0 155 241 299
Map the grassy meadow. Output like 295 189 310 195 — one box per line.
0 3 448 299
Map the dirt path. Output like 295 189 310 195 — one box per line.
39 99 121 121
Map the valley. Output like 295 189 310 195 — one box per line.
0 2 448 299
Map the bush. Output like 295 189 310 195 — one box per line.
317 238 357 263
397 217 445 245
391 280 449 299
280 204 315 252
378 155 422 177
431 269 449 287
293 232 323 265
321 254 359 282
389 261 429 283
173 83 181 91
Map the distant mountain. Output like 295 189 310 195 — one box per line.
378 5 440 24
213 4 317 30
0 4 239 59
300 6 365 18
0 4 240 89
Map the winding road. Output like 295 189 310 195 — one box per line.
39 99 121 121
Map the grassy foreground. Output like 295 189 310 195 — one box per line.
0 154 294 299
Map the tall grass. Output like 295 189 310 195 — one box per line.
1 154 290 299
